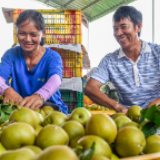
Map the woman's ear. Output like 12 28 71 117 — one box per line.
42 32 46 38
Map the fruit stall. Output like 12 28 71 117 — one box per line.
1 0 160 160
0 99 160 160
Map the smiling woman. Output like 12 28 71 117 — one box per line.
0 10 68 114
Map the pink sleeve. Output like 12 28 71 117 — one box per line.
0 76 11 96
35 74 61 102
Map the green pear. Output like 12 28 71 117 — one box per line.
69 107 91 126
61 120 85 142
91 155 110 160
96 105 102 111
127 105 142 122
0 122 36 149
34 108 46 118
111 154 119 160
9 107 38 129
115 126 146 157
146 135 160 145
23 145 42 155
77 135 112 159
36 145 79 160
0 142 6 156
112 113 127 120
35 125 43 136
34 111 44 125
114 116 131 130
90 104 97 110
0 131 2 139
42 106 55 116
86 113 117 144
143 135 160 153
69 135 84 148
0 148 36 160
119 121 140 130
42 112 68 127
144 142 160 154
36 125 69 149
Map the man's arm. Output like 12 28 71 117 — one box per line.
84 78 128 114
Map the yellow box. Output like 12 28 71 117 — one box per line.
50 48 82 78
13 9 82 44
120 152 160 160
89 110 116 116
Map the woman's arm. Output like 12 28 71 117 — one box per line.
19 74 61 109
34 74 61 102
0 76 11 96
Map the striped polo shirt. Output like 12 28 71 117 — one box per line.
91 41 160 109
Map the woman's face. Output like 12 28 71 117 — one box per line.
17 19 45 53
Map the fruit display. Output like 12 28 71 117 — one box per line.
84 104 116 116
0 102 160 160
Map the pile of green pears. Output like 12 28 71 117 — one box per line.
0 100 160 160
0 103 93 160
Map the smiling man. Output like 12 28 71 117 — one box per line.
84 6 160 114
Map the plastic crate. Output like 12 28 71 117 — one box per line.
60 90 83 113
60 77 83 113
45 34 82 44
50 48 83 78
13 9 82 44
13 9 82 24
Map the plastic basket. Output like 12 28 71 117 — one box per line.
50 48 83 78
13 9 81 24
60 89 83 113
13 9 82 44
60 77 83 113
45 34 82 44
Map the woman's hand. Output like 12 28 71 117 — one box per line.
19 94 44 109
146 97 160 108
3 87 23 104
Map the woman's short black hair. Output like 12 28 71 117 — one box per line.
113 6 142 37
15 9 45 46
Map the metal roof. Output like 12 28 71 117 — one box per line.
33 0 136 22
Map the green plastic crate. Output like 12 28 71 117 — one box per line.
60 78 84 113
60 90 83 113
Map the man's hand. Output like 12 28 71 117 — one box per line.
85 78 128 114
146 97 160 108
3 87 23 104
19 94 44 109
115 102 128 114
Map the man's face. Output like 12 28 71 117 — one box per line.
113 18 141 49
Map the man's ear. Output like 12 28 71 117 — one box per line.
136 23 142 33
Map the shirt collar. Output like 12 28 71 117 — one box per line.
118 41 151 59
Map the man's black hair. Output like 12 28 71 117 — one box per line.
15 10 45 46
113 6 142 37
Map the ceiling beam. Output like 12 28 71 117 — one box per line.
90 0 135 21
63 0 75 7
43 0 67 8
44 0 49 3
81 0 101 11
